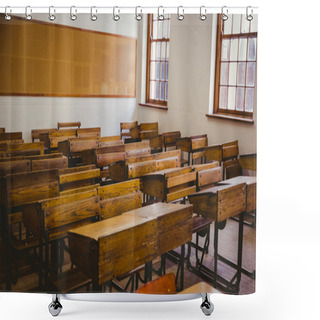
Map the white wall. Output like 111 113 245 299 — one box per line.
136 15 257 154
0 14 138 141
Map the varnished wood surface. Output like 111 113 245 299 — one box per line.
239 153 257 171
0 17 137 97
0 132 23 141
57 122 81 129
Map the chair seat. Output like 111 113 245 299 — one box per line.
192 215 212 234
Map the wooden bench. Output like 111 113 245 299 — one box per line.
109 149 181 182
0 169 60 290
0 142 45 157
98 179 142 220
148 134 163 153
82 142 125 180
40 129 77 152
31 128 57 142
57 122 81 129
0 132 23 141
120 121 138 141
162 131 181 151
58 165 100 194
176 134 208 166
23 189 100 288
139 122 159 140
76 127 101 138
124 141 151 157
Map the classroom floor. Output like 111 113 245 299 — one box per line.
1 214 255 295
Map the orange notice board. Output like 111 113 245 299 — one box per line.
0 16 137 97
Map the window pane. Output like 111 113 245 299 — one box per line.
151 42 156 60
239 38 247 61
230 38 238 61
166 82 169 101
237 62 246 86
221 39 230 61
241 14 250 33
248 37 256 61
236 87 245 111
166 42 170 59
156 42 161 60
156 62 160 80
245 88 254 112
161 42 166 60
150 62 156 80
163 20 168 39
152 21 158 39
223 16 232 35
155 82 160 100
166 62 169 80
250 15 258 32
150 81 155 99
158 20 163 39
227 87 236 110
232 15 241 34
167 20 170 38
219 87 227 109
220 63 229 85
246 62 255 86
160 82 165 101
228 62 237 86
161 62 166 80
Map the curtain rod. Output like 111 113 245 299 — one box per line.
0 6 259 16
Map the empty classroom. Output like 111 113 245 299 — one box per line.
0 12 257 295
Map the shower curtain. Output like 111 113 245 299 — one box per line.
0 10 257 296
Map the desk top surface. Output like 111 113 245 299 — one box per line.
218 176 256 186
68 202 192 241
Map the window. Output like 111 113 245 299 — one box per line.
145 14 170 107
213 14 257 119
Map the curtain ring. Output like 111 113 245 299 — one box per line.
90 6 97 21
4 6 12 21
49 6 56 21
221 6 228 21
246 6 254 21
25 6 32 21
70 6 77 21
158 6 164 21
200 6 207 21
135 6 142 21
177 6 184 21
113 6 120 21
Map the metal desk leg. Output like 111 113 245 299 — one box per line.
200 293 214 316
48 294 63 317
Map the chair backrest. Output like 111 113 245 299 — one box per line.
162 131 181 149
57 122 81 129
136 273 176 294
0 132 22 141
98 179 142 220
77 127 101 138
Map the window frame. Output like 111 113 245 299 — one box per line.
145 14 170 107
213 14 257 119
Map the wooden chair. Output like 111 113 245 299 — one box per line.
0 132 23 141
176 134 208 166
162 131 181 151
0 169 60 290
120 121 138 141
139 122 158 140
57 122 81 129
136 273 176 294
31 128 57 143
76 127 101 138
23 189 100 289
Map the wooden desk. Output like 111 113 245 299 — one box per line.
68 202 192 288
218 176 256 213
141 167 197 202
178 282 220 294
187 182 247 293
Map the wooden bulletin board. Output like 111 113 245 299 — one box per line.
0 16 137 97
